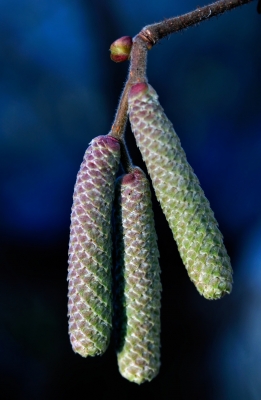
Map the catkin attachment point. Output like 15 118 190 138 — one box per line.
129 82 148 98
68 135 121 357
114 167 161 384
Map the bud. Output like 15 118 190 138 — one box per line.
110 36 133 63
68 135 120 357
113 167 161 384
128 83 233 300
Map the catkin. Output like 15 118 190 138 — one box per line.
113 167 161 384
68 135 120 357
128 83 233 300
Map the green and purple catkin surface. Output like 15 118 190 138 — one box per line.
68 135 120 357
128 83 233 300
114 167 161 384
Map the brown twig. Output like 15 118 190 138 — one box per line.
142 0 254 45
110 81 131 140
110 81 134 173
110 0 255 147
128 35 148 85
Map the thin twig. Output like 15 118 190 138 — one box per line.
142 0 255 46
110 0 255 146
128 36 148 85
119 139 134 173
110 81 134 173
110 81 131 140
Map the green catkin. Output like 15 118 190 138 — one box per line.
114 167 161 384
128 83 233 300
68 135 120 357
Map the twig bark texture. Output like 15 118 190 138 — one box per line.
111 0 254 146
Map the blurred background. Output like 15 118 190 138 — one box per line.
1 0 261 399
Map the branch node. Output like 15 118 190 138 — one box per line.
139 29 157 49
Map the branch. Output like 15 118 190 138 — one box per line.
141 0 255 46
110 0 255 159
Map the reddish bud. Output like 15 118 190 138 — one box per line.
110 36 133 63
129 82 149 99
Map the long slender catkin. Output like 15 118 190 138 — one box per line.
128 83 233 300
114 167 161 384
68 135 120 357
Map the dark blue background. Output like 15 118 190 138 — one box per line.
1 1 261 399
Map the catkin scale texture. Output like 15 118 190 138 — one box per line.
114 167 161 384
128 83 233 300
68 135 120 357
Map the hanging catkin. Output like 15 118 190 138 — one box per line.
128 83 233 300
114 167 161 384
68 135 120 357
